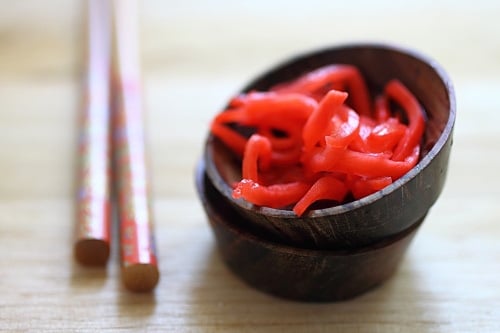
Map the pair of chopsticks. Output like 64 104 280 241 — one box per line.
74 0 159 293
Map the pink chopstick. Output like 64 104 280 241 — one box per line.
111 0 159 292
74 0 112 267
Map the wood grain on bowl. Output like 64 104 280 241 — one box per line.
196 161 423 302
204 43 455 250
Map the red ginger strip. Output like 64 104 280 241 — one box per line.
302 90 348 151
210 121 247 157
293 175 348 216
271 65 372 116
233 179 310 209
349 176 393 200
242 134 272 182
385 80 426 161
374 94 390 122
327 145 420 179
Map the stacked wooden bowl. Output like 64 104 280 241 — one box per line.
196 43 456 302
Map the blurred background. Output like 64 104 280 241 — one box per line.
0 0 499 199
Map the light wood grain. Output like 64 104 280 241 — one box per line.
1 1 500 332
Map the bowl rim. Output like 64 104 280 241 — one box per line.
197 160 424 257
205 42 456 219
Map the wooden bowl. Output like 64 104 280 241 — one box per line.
196 160 423 302
204 43 455 250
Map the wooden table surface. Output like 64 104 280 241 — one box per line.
1 1 499 332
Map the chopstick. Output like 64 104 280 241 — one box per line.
74 0 159 292
111 0 159 292
74 0 112 266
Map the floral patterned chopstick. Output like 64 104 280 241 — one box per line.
74 0 112 267
111 0 159 292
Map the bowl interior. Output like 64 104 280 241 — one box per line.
204 43 455 250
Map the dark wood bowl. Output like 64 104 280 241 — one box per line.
196 160 423 302
204 43 455 250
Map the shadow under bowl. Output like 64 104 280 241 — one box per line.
196 160 422 302
204 43 455 250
